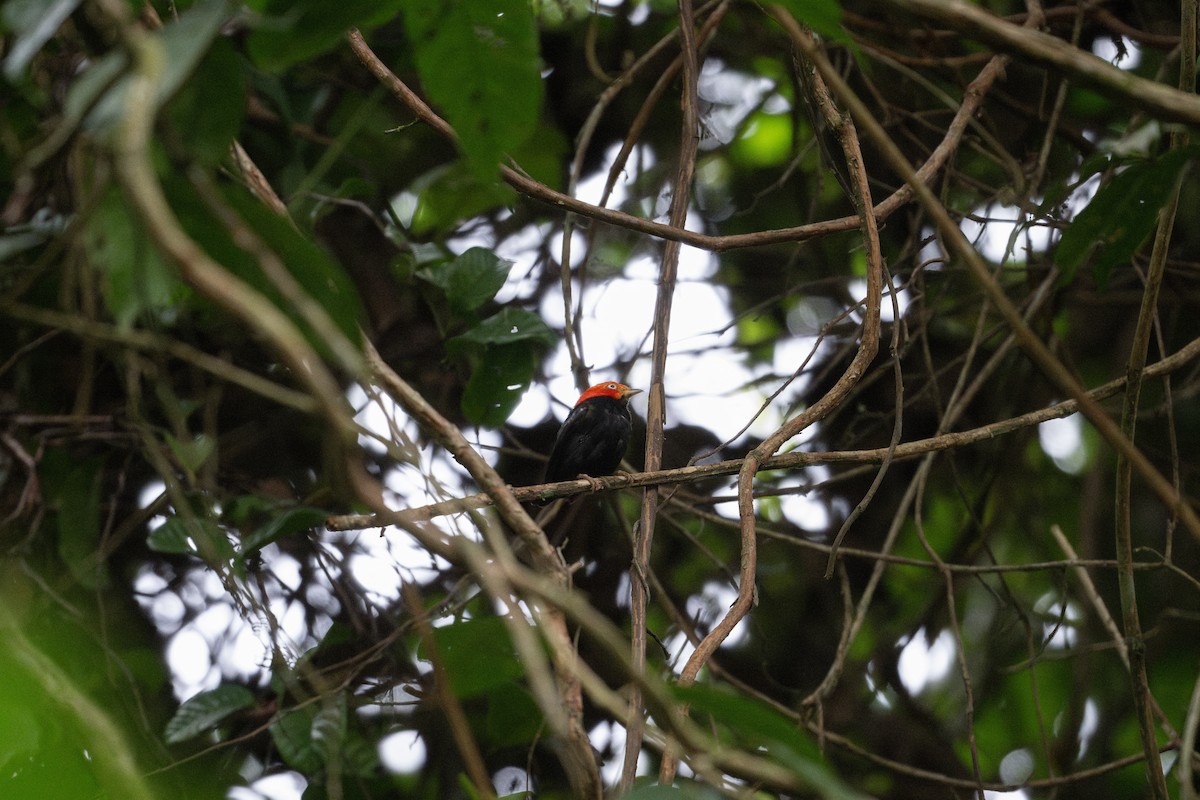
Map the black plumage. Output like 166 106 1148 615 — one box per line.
544 382 640 483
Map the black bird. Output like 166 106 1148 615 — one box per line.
544 381 641 484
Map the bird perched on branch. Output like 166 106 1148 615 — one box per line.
544 381 642 487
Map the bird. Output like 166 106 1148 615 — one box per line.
544 381 642 487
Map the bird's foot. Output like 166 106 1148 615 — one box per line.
576 473 605 493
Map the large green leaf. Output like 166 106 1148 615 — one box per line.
164 684 256 744
70 0 229 137
450 308 557 349
245 0 405 71
403 0 543 177
164 37 246 166
1055 147 1198 286
460 342 537 427
770 0 851 46
85 187 183 328
237 505 329 557
271 706 323 773
675 683 866 800
429 616 525 698
43 451 107 589
423 247 514 314
162 176 364 362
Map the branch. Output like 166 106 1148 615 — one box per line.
362 342 602 799
883 0 1200 125
800 2 1200 545
1111 13 1193 788
662 17 884 769
346 25 1012 254
326 332 1200 531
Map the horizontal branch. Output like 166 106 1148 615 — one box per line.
884 0 1200 125
327 335 1200 532
347 26 982 254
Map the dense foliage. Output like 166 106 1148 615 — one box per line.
3 0 1200 798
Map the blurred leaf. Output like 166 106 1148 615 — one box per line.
676 683 864 799
450 308 557 349
165 433 215 479
311 700 348 762
508 121 570 189
342 729 382 777
429 616 524 698
0 600 158 800
731 111 794 168
403 0 542 177
1 0 81 82
165 684 256 744
164 38 245 166
147 516 234 562
770 0 851 46
146 517 199 555
238 506 328 557
409 162 516 237
1056 147 1198 286
271 706 323 773
45 453 107 589
483 683 541 747
624 783 724 799
85 187 183 327
162 176 363 361
245 0 404 71
75 0 229 137
424 247 513 314
460 342 536 427
222 188 365 349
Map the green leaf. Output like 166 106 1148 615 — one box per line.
403 0 543 177
165 433 215 478
460 342 536 427
271 706 323 773
429 616 524 698
624 783 723 799
222 188 365 351
483 683 541 747
238 506 328 557
45 452 107 589
164 684 256 744
1055 148 1198 286
675 683 865 800
770 0 851 46
147 516 235 562
246 0 405 71
162 176 363 361
731 111 794 168
450 308 557 349
85 187 183 328
164 38 245 166
310 700 348 762
409 162 517 237
425 247 513 314
75 0 229 137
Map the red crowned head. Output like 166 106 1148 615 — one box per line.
575 382 642 405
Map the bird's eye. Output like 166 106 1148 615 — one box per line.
607 383 617 390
